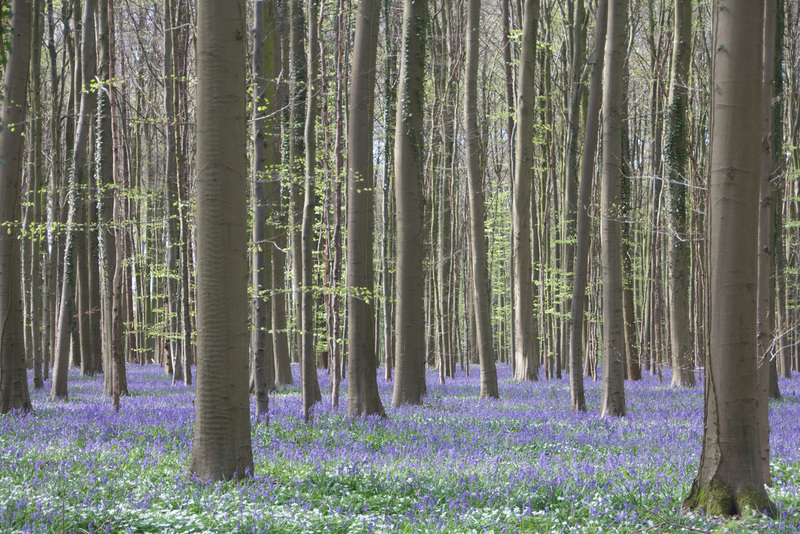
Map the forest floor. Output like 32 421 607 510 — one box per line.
1 363 799 533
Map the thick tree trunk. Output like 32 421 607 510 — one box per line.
346 0 386 417
599 0 626 418
391 0 428 408
683 0 774 516
0 0 33 414
465 0 499 400
512 0 539 382
570 0 607 412
188 0 254 482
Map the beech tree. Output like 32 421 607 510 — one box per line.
346 0 385 417
0 0 32 414
599 0 627 418
683 0 774 516
665 0 695 388
465 0 498 399
391 0 428 408
569 0 607 412
188 0 253 481
511 0 539 382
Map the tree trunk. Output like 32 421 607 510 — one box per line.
188 0 254 482
51 0 97 401
757 0 778 484
345 0 386 418
464 0 499 399
683 0 774 516
0 0 33 414
665 0 695 388
570 0 607 412
289 0 306 365
599 0 626 418
251 0 279 420
512 0 539 382
391 0 428 408
300 0 322 420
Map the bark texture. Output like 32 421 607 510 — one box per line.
391 0 428 407
0 0 33 414
346 0 386 417
512 0 539 382
683 0 774 517
188 0 254 481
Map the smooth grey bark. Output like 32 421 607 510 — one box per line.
188 0 254 482
665 0 695 388
288 0 306 365
562 0 585 379
300 0 322 421
757 0 778 485
391 0 428 408
465 0 499 399
683 0 774 516
0 0 33 414
251 0 278 419
270 0 292 386
599 0 626 418
512 0 539 382
51 0 97 401
569 0 607 412
346 0 386 418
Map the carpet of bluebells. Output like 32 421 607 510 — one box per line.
1 364 800 533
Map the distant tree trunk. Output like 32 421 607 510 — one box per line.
683 0 774 517
289 0 306 365
271 0 293 386
189 0 254 482
51 0 97 401
346 0 386 418
391 0 428 408
28 0 46 389
0 0 33 414
665 0 695 388
300 0 322 420
164 0 183 385
599 0 626 418
570 0 607 412
563 0 585 379
251 0 278 419
512 0 539 382
465 0 499 400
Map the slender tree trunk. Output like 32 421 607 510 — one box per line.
0 0 33 414
665 0 695 388
289 0 307 365
300 0 322 421
391 0 428 407
251 0 278 419
757 0 778 484
51 0 97 401
512 0 539 382
464 0 499 398
599 0 626 418
346 0 386 418
570 0 607 412
189 0 254 482
683 0 774 516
